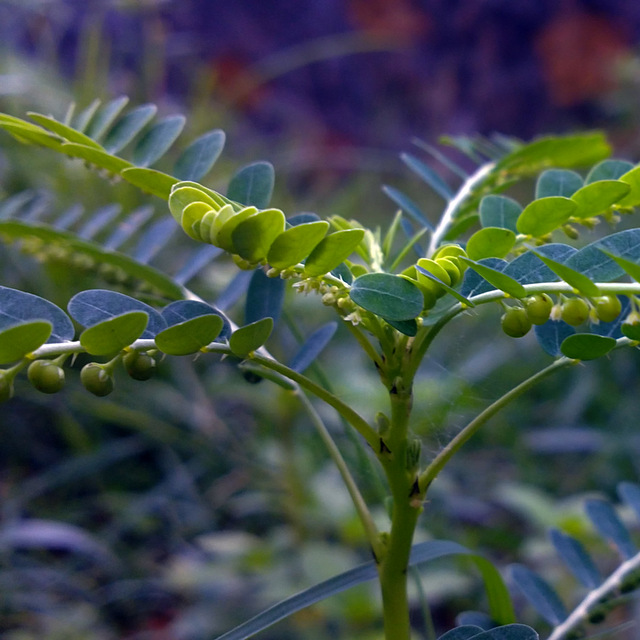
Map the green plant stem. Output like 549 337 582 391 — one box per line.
378 389 423 640
418 357 578 492
295 388 383 559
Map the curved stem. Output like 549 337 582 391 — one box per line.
295 389 383 559
418 357 578 492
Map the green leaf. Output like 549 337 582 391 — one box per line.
458 258 526 298
415 266 475 306
227 161 275 208
85 96 129 140
466 227 516 260
559 334 616 360
168 185 221 223
229 317 274 356
72 98 101 132
102 104 157 154
510 564 567 625
382 185 432 229
0 321 52 364
516 197 577 236
0 122 64 151
534 320 575 357
245 268 285 325
598 249 640 282
161 300 230 340
155 314 224 355
0 221 185 300
173 129 226 181
232 208 286 262
120 167 178 200
617 165 640 207
570 180 630 218
61 142 133 174
212 539 514 640
385 318 418 336
0 285 74 342
586 159 634 183
503 244 572 285
585 498 636 559
549 529 601 588
535 169 583 199
289 322 338 372
401 153 453 200
132 115 186 167
530 250 600 297
479 195 521 232
349 273 423 321
27 112 104 149
304 229 365 277
214 205 259 253
471 625 539 640
79 311 149 355
68 289 166 338
438 626 485 640
497 133 610 175
267 220 329 269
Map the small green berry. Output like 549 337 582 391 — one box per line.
594 295 622 323
524 293 553 325
123 351 156 381
81 363 114 397
27 360 65 394
501 307 532 338
561 298 591 326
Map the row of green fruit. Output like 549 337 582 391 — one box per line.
0 350 157 401
500 293 626 338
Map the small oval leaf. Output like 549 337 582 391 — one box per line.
229 317 274 357
289 322 338 373
479 195 522 232
267 221 329 269
132 114 186 167
535 169 583 199
349 273 423 321
458 258 526 298
516 197 577 236
466 227 516 260
79 311 149 355
173 129 226 181
570 180 630 218
559 333 616 360
227 161 274 208
232 208 286 262
155 315 224 355
102 104 157 154
304 229 365 277
0 321 52 364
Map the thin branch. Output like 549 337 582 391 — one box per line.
419 357 578 492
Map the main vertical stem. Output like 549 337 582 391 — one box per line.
378 385 424 640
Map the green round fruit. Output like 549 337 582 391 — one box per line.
594 294 622 323
0 373 14 403
501 307 532 338
561 298 591 326
123 351 156 381
524 293 553 325
27 360 65 394
80 363 114 397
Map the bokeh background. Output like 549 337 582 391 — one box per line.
3 2 640 639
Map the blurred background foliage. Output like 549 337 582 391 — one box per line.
3 1 640 639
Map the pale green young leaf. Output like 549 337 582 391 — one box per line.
229 317 274 356
79 311 149 356
155 315 224 355
168 185 220 223
617 165 640 207
466 227 516 260
516 196 577 236
570 180 630 218
267 220 329 269
120 167 179 200
458 258 526 298
0 321 52 364
303 229 365 277
232 208 286 262
530 250 600 297
560 334 616 360
27 113 104 149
